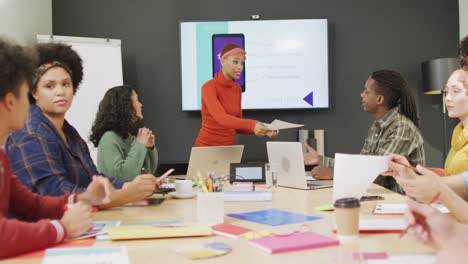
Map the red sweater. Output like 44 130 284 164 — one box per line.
0 149 70 259
195 72 257 146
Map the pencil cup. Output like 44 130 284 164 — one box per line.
197 192 224 224
334 198 360 243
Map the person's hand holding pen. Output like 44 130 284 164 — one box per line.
388 154 444 204
385 154 418 179
402 198 456 249
122 174 158 199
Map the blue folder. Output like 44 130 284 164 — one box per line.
226 208 321 226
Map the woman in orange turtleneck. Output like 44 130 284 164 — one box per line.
194 43 277 146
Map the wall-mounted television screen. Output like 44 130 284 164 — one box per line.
180 19 328 110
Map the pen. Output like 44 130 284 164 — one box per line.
208 176 213 192
392 159 418 173
156 168 174 184
399 192 441 238
197 172 208 192
213 178 219 192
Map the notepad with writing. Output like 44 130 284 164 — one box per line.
211 223 252 238
248 231 339 254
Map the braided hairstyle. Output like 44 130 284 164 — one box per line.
371 70 420 128
459 34 468 68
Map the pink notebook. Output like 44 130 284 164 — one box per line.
248 231 339 254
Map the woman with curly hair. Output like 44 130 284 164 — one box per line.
5 42 160 207
90 85 158 180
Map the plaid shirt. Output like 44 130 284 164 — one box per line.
320 107 425 193
5 104 125 196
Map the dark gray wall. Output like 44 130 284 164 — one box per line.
52 0 459 167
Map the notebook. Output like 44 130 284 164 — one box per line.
211 223 253 238
42 246 129 264
107 225 212 240
227 208 321 226
248 231 339 254
373 203 450 215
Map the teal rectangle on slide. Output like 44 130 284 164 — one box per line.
196 22 228 108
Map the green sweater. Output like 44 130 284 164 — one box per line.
96 131 158 181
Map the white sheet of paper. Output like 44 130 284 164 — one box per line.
333 218 406 232
265 119 304 130
374 203 450 215
367 255 436 264
358 218 406 231
333 153 391 201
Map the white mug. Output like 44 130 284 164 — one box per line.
175 180 193 195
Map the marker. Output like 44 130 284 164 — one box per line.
156 168 175 183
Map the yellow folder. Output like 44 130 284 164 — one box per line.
107 224 213 240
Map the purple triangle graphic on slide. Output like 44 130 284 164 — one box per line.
303 91 313 106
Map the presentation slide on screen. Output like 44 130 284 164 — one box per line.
180 19 329 110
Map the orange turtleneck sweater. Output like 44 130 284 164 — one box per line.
194 72 257 147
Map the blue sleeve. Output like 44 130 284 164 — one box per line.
6 135 86 196
109 176 125 189
463 171 468 189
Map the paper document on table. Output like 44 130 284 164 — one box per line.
265 119 304 130
367 255 436 264
373 203 450 215
107 224 212 240
42 246 130 264
333 153 390 201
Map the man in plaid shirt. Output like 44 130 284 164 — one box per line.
304 70 425 194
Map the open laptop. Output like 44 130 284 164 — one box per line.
185 145 244 180
266 142 333 190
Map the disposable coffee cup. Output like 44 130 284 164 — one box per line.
175 180 193 195
334 197 360 242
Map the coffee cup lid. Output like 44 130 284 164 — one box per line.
334 197 360 208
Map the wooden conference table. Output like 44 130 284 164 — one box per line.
3 184 435 264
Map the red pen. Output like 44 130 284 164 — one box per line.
399 192 441 238
391 159 421 175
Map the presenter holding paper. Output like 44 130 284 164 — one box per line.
194 43 277 146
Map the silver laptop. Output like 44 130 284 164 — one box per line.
185 145 244 179
266 142 333 190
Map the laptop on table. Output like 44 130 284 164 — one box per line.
266 142 333 190
185 145 244 180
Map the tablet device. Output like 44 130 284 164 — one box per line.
229 163 265 184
